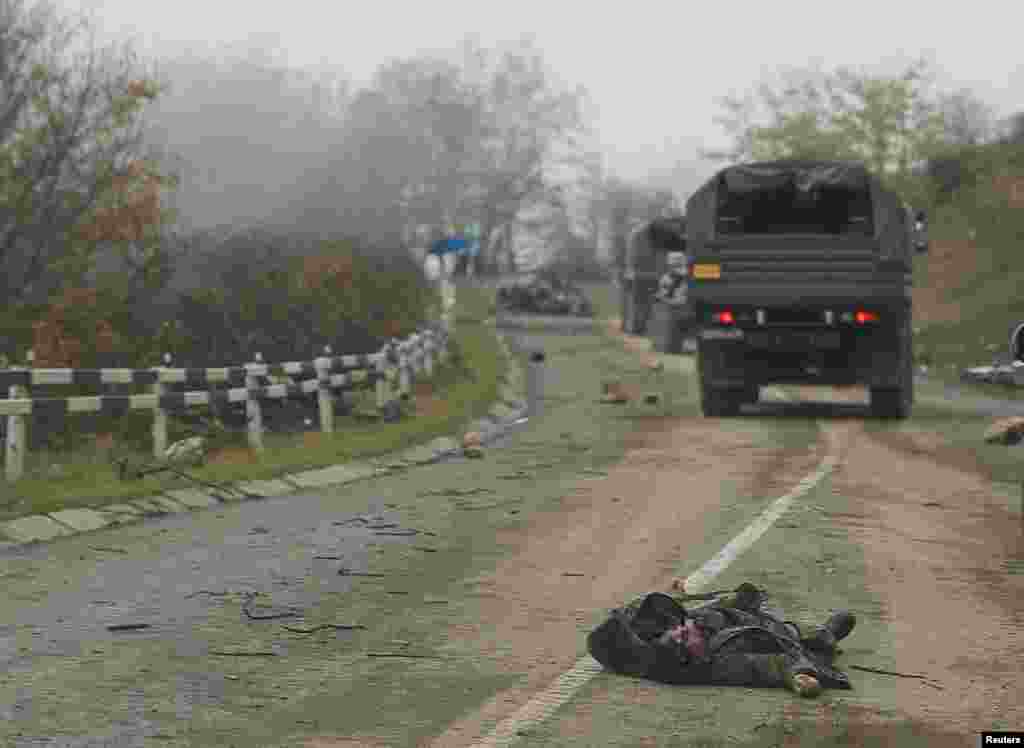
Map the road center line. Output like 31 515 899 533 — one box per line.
469 398 837 748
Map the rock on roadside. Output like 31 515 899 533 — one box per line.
983 416 1024 445
164 436 207 467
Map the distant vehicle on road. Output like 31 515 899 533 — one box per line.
620 217 688 335
496 270 594 316
686 160 917 418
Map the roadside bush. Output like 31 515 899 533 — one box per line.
164 236 438 367
1 230 440 457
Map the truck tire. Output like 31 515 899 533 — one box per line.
870 322 913 419
701 384 743 417
622 291 636 334
634 298 651 336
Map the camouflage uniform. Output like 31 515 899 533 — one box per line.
587 584 854 695
656 252 688 303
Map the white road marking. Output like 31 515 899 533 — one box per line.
468 390 837 747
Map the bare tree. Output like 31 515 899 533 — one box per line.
997 111 1024 145
938 88 996 146
286 37 590 272
700 92 760 163
141 44 351 234
461 37 590 274
600 177 678 270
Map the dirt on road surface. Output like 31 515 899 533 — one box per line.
417 330 1021 747
832 419 1022 737
3 319 1020 747
421 416 825 748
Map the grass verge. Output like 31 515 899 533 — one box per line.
865 399 1024 492
0 289 503 523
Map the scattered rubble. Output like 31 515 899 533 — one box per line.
163 436 207 467
961 361 1024 386
983 416 1024 445
600 381 633 404
462 431 484 458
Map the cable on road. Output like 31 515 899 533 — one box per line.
280 623 367 634
106 623 152 631
847 664 944 689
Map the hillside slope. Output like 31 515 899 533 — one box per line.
912 163 1024 390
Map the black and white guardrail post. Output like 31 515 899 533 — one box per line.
1 328 449 483
4 349 31 482
246 352 265 452
375 347 388 411
317 345 334 434
152 353 171 459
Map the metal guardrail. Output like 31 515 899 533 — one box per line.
1 324 450 483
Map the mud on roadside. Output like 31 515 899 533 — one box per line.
827 420 1023 738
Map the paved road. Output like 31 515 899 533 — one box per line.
0 330 582 747
1 321 1019 748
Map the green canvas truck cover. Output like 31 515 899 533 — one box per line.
627 217 688 271
686 160 909 263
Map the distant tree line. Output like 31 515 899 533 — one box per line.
703 58 1022 208
0 1 686 373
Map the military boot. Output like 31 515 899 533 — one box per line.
825 610 856 642
732 582 766 612
803 610 856 654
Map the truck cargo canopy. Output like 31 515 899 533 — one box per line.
686 160 909 259
717 161 872 235
720 161 870 194
626 216 687 270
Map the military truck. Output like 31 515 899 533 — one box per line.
620 217 687 335
641 218 697 354
685 160 925 419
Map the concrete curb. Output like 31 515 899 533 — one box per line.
0 324 529 548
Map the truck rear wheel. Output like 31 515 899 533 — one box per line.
701 385 743 417
622 292 636 334
870 324 913 419
870 387 910 419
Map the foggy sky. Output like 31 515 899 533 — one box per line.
61 0 1021 197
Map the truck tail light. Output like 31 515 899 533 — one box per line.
712 310 735 325
854 310 880 324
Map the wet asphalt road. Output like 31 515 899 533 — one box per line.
0 331 551 748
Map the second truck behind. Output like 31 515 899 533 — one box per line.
685 160 924 419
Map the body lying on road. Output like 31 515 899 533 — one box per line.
587 582 856 698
